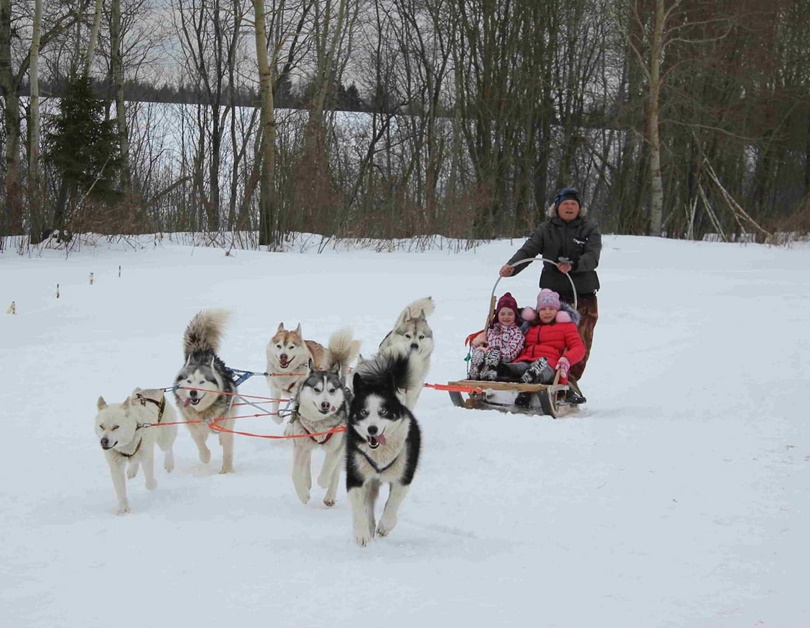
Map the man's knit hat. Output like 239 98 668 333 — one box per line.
554 187 581 208
536 289 561 311
548 186 587 217
495 292 519 319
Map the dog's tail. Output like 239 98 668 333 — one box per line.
398 296 434 323
327 327 361 376
354 352 420 394
183 309 230 357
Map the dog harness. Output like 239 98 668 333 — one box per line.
135 395 166 429
355 447 400 475
292 411 345 445
298 421 336 445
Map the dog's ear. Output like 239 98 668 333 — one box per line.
386 372 399 395
97 396 107 410
277 322 285 333
122 397 131 409
294 323 302 336
210 356 216 369
307 357 315 372
352 372 365 395
330 361 341 374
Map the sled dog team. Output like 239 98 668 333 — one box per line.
94 297 434 547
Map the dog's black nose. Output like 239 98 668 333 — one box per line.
280 354 288 361
367 425 378 435
100 437 109 447
189 390 198 398
410 343 419 350
321 401 330 410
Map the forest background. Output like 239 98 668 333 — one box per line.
2 0 810 252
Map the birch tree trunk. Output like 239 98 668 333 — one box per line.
253 0 278 249
648 0 665 237
84 0 104 75
111 0 131 191
29 0 43 239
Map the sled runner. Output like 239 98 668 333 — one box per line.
443 376 579 419
443 257 582 419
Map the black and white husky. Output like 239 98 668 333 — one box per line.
346 353 422 547
174 309 238 474
285 364 351 507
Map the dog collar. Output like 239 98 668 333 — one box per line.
117 437 143 459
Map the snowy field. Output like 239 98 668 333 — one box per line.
1 234 808 628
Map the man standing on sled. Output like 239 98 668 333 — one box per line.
498 186 602 405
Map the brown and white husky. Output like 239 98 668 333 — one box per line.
266 323 360 423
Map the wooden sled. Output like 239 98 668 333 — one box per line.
443 378 579 419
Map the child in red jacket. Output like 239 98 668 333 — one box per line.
500 289 585 384
468 292 525 380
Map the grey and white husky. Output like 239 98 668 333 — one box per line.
285 364 351 507
378 296 435 411
94 388 178 514
174 309 238 474
346 353 422 547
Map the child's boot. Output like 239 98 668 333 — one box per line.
469 349 485 379
520 357 553 384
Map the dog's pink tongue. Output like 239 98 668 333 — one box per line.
377 433 386 446
184 398 192 408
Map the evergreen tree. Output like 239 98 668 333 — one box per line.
45 72 122 231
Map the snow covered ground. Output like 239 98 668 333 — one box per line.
1 234 808 627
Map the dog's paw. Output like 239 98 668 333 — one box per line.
296 490 311 505
354 530 372 547
323 496 335 508
376 519 396 537
164 460 174 473
146 479 157 491
199 448 211 464
116 504 131 515
219 465 233 474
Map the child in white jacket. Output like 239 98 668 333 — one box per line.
468 292 525 380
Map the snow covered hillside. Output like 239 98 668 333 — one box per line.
1 235 808 627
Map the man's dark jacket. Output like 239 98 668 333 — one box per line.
507 215 602 301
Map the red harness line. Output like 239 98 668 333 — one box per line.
423 382 485 394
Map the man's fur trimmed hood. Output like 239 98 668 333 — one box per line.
548 203 588 218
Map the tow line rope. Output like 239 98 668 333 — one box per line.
139 384 341 439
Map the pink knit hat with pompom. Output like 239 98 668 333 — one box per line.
536 289 561 311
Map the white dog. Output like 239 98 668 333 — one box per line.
94 388 178 514
378 296 435 410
